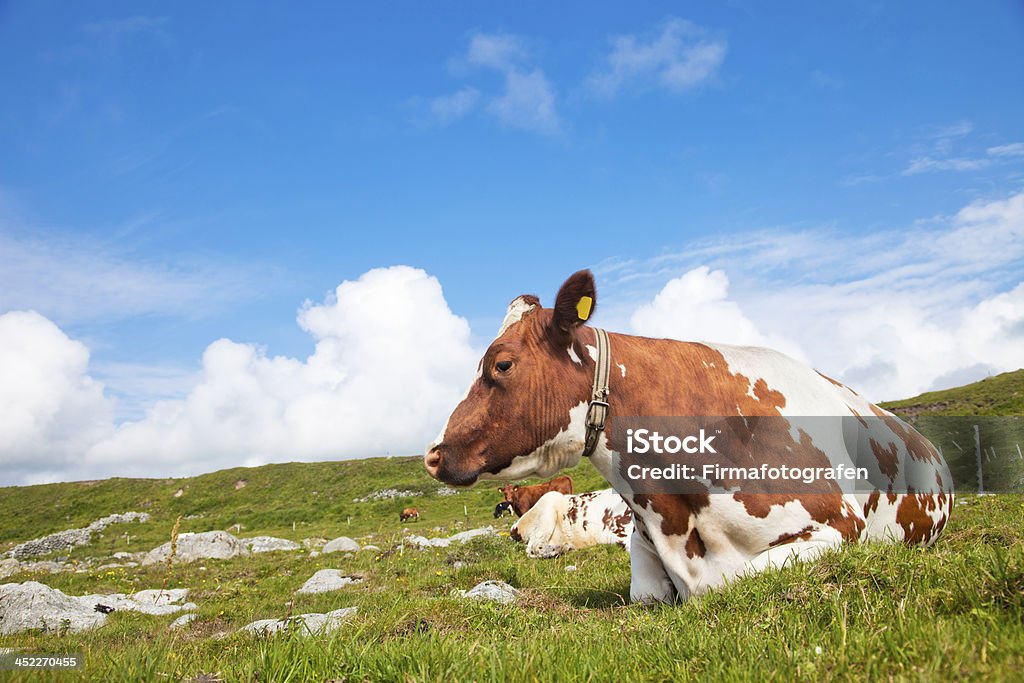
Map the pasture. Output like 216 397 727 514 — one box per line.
1 454 1022 682
2 372 1023 682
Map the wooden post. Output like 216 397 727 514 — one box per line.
974 424 984 494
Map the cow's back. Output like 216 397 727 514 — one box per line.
707 343 955 547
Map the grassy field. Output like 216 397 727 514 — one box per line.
0 371 1022 681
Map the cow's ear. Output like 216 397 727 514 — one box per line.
552 269 596 336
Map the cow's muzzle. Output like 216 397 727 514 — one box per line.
423 445 479 486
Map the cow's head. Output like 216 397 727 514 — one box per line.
424 270 598 485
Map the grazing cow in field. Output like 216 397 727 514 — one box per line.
498 475 574 516
424 269 954 603
400 508 420 522
493 501 514 518
510 489 633 558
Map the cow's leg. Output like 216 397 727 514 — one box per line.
629 528 677 604
742 538 841 575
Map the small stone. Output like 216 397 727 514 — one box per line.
322 537 360 554
296 569 362 595
458 580 520 604
240 607 358 637
169 613 198 629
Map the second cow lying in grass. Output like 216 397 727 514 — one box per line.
510 489 633 558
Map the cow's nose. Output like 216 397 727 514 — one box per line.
424 447 442 479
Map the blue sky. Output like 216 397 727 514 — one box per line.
1 2 1023 484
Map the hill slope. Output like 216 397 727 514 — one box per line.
880 368 1024 417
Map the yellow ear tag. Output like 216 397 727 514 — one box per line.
576 296 593 321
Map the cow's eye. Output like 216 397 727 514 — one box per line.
496 360 513 373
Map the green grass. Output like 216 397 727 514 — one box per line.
1 370 1023 681
1 494 1022 681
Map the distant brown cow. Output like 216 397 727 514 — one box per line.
498 475 573 516
400 507 420 522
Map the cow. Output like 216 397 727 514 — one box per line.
400 507 420 522
510 489 633 558
424 269 954 603
497 475 574 516
493 500 514 518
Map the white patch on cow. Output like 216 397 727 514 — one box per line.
585 344 598 361
497 296 537 336
567 345 582 365
479 401 589 481
618 363 627 378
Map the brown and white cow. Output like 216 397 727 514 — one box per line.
498 475 574 516
400 507 420 522
424 270 955 603
510 489 633 558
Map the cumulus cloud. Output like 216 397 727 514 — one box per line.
629 267 805 360
425 32 561 134
606 190 1024 401
588 18 726 97
0 311 114 485
85 266 479 478
0 266 480 486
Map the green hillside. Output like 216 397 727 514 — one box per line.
880 368 1024 417
0 457 607 557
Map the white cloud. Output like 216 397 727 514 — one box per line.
589 18 726 97
607 190 1024 401
429 87 481 124
0 311 114 485
629 266 805 360
903 156 991 175
486 68 560 134
988 142 1024 157
466 33 528 71
425 32 561 134
0 228 262 325
84 266 479 479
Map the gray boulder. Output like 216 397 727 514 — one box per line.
458 580 520 604
407 527 495 549
240 607 358 637
142 531 249 565
243 536 301 553
0 582 195 635
0 581 106 634
322 537 360 554
296 569 362 595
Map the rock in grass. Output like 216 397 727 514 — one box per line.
322 537 360 554
0 581 107 634
0 582 196 634
240 607 358 637
242 536 301 553
406 527 495 549
142 531 250 565
169 613 198 629
296 569 363 595
458 580 520 604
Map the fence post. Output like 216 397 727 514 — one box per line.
974 424 984 494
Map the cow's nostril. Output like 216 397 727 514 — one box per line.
424 448 442 477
